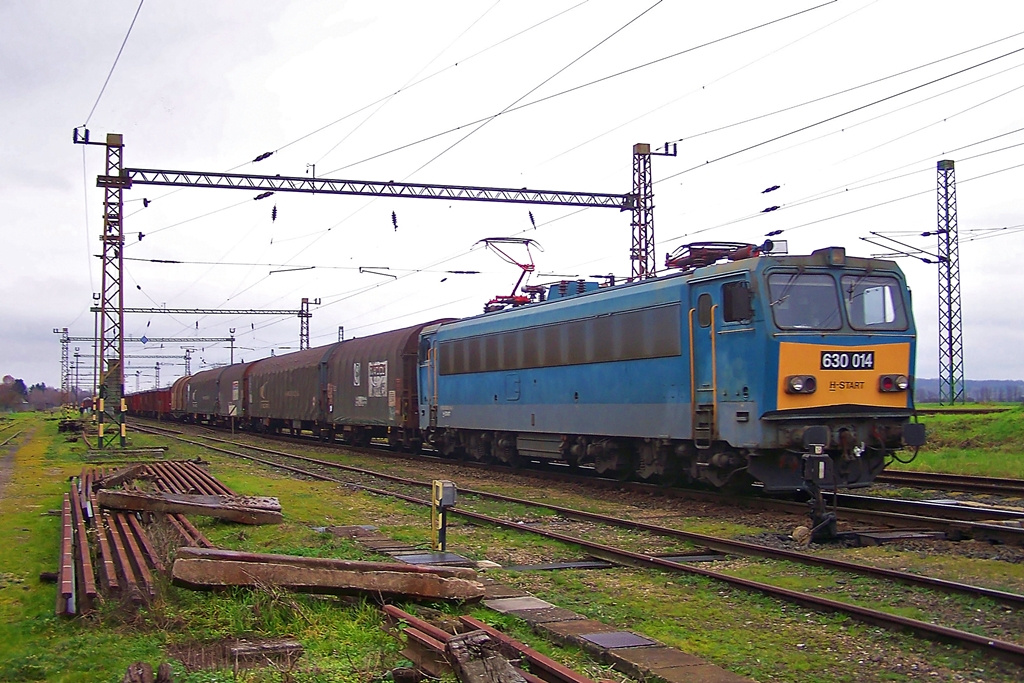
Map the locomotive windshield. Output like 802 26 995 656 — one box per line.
841 274 909 330
768 273 842 330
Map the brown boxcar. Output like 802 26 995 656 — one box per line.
125 388 171 418
217 361 256 423
170 375 190 416
185 367 228 421
245 346 338 433
325 321 450 447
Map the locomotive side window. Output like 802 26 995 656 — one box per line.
841 275 908 331
697 293 712 328
768 273 842 330
438 304 681 375
722 281 753 322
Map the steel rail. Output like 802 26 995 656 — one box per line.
876 470 1024 496
0 430 24 447
132 419 1024 544
134 425 1024 665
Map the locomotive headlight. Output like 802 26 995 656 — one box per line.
879 374 909 392
786 375 817 394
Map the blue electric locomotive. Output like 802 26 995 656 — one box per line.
417 245 925 508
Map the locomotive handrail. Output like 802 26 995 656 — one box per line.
688 308 697 441
711 304 719 442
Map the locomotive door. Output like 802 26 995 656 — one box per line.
689 284 719 448
418 333 439 428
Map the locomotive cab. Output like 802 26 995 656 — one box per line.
747 248 924 494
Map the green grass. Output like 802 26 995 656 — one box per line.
0 416 620 682
902 404 1024 477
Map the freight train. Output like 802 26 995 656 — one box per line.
127 244 925 533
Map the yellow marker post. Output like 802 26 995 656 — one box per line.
431 480 457 552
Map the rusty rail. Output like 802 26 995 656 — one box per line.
56 460 233 614
382 605 591 683
56 494 75 615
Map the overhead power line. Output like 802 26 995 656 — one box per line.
404 0 668 178
658 43 1024 183
323 0 841 177
122 0 841 251
82 0 145 127
667 28 1024 147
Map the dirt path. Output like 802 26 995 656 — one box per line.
0 428 30 505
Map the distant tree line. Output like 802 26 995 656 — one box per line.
914 378 1024 403
1 375 68 412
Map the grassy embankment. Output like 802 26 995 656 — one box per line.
905 403 1024 477
0 415 611 683
3 413 1023 682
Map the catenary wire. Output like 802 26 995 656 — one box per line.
314 0 504 166
322 0 840 177
123 0 840 249
658 43 1024 184
402 0 667 178
81 0 145 126
541 0 880 165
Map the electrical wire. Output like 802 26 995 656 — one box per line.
82 0 145 127
658 43 1024 183
763 159 1024 236
322 0 841 177
279 0 593 162
747 57 1024 165
666 28 1024 147
838 71 1024 163
666 134 1024 243
267 1 842 270
403 0 666 177
314 0 504 166
80 147 95 294
542 0 880 165
123 0 839 249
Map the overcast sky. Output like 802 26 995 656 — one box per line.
3 0 1022 390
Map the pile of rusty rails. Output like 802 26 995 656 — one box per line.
383 605 599 683
56 461 220 616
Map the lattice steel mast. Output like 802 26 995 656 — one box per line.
52 328 71 410
630 143 676 280
299 298 319 350
73 131 129 447
936 160 964 405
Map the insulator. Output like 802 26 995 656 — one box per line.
254 191 274 201
252 151 274 162
766 230 783 236
761 206 779 213
762 185 780 193
529 211 536 228
391 211 398 231
271 205 278 222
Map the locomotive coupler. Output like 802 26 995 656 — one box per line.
802 433 838 540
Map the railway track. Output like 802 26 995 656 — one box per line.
132 422 1024 666
130 419 1024 546
0 430 23 448
876 470 1024 497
